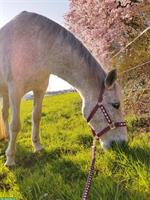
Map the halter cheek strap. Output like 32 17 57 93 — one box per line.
86 93 126 139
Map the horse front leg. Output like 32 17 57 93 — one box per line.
5 87 21 166
2 94 9 140
32 90 45 152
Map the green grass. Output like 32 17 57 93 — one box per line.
0 92 150 200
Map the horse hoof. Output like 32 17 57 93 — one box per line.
4 160 16 167
34 145 43 152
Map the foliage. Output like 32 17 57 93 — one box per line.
119 64 150 118
65 0 150 118
65 0 150 67
0 93 150 200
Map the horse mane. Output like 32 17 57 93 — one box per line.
61 28 106 88
5 11 107 87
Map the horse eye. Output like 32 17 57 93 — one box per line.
111 102 120 109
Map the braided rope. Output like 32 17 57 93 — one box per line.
82 139 97 200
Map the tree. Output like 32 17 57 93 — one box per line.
65 0 150 68
65 0 150 119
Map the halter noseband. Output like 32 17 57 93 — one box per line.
86 91 126 139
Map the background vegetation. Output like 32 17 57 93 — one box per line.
0 93 150 200
65 0 150 119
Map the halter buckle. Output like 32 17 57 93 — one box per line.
97 102 102 106
109 122 116 130
94 135 99 140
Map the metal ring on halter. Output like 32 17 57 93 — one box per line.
97 102 102 106
94 135 99 140
109 122 116 130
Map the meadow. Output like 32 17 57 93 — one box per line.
0 92 150 200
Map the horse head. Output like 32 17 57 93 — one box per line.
84 69 128 149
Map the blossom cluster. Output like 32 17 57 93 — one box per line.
65 0 149 67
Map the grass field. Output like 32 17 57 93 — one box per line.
0 92 150 200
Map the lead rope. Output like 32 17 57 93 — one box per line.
82 137 97 200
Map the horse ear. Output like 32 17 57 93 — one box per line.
105 69 117 89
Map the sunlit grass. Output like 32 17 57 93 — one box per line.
0 92 149 200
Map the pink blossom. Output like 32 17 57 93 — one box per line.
65 0 149 68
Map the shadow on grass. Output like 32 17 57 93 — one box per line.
0 141 149 199
0 139 8 157
12 145 86 199
111 142 150 166
90 176 147 200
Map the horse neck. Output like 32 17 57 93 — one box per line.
73 61 104 104
49 45 106 108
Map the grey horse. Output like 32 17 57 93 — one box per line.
0 11 127 166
